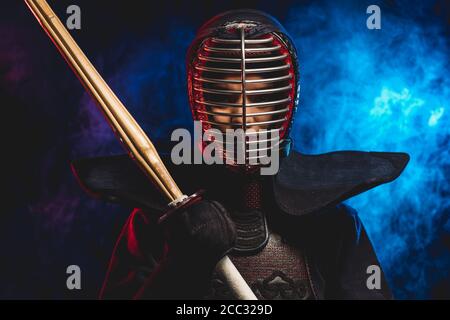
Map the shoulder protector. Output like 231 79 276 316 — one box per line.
273 151 409 216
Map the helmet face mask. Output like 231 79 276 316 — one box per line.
187 10 299 168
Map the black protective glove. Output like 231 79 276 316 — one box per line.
163 199 236 273
134 198 236 298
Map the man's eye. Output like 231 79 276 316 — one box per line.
249 95 265 103
224 95 240 104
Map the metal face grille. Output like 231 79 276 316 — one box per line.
188 27 296 166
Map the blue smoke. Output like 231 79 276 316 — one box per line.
284 0 450 298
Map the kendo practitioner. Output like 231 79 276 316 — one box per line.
71 10 409 300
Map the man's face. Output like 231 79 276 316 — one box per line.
210 74 277 131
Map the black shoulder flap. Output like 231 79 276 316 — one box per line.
71 155 168 213
71 154 211 213
273 151 410 216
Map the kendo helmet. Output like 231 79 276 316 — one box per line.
186 9 299 168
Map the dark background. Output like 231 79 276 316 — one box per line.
0 0 449 299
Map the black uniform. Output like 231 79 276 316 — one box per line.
72 150 409 299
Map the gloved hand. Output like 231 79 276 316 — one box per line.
162 199 236 274
102 197 237 299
